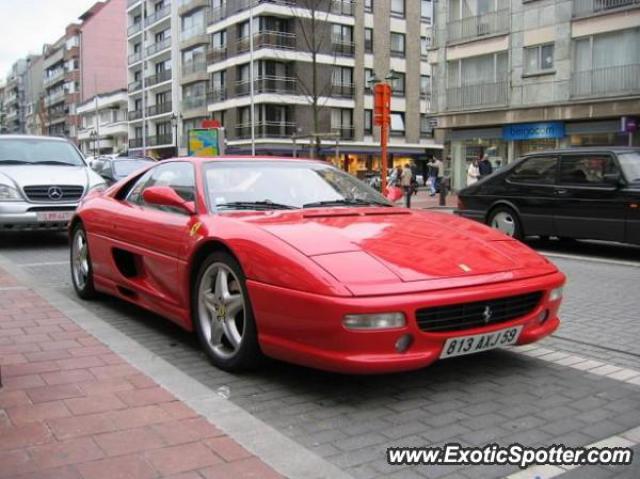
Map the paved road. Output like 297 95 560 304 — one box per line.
1 232 639 479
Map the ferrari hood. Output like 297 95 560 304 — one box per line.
245 209 556 285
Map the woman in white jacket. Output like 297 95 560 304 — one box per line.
466 158 480 186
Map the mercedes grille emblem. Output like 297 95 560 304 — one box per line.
482 306 492 324
48 186 64 200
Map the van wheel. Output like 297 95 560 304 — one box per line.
488 206 523 240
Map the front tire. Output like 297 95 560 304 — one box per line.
70 223 97 299
488 206 523 240
192 252 261 372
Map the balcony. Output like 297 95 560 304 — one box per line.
128 79 143 92
446 9 510 44
182 60 207 76
45 90 65 106
331 83 355 98
237 31 296 53
235 76 297 96
128 51 142 65
147 36 172 57
207 46 227 63
147 101 173 117
129 138 143 148
178 0 209 15
44 69 65 86
571 63 640 98
446 81 509 111
147 3 171 25
236 121 296 139
331 38 355 57
147 134 174 146
208 0 295 25
573 0 640 17
183 95 208 110
330 0 354 15
146 69 172 86
208 88 226 103
128 22 142 37
128 110 143 120
332 126 355 140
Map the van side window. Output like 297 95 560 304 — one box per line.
508 156 557 184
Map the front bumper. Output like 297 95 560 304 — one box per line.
248 271 565 374
0 201 78 231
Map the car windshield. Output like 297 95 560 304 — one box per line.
113 159 153 179
204 161 391 211
0 138 85 166
618 152 640 182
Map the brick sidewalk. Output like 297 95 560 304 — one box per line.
0 268 282 479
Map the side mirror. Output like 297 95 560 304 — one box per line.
142 186 196 215
603 172 622 186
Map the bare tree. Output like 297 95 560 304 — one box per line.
289 0 341 157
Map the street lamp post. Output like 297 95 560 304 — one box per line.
369 70 398 193
171 113 180 156
89 130 97 158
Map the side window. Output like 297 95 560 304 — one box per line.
508 156 557 184
128 162 196 213
558 155 618 185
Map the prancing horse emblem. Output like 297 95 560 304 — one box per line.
482 306 492 324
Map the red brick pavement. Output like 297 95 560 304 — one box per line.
0 267 282 479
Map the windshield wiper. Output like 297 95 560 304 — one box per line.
216 200 298 210
33 160 77 166
303 198 392 208
0 160 30 164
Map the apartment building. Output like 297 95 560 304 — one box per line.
429 0 640 190
201 0 438 172
43 25 82 141
0 81 5 133
126 0 181 158
78 89 129 155
24 55 45 135
3 58 29 134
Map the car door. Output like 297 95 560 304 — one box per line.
553 153 626 241
503 155 559 236
109 161 197 306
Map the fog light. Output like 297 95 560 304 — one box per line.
537 309 549 325
343 313 406 330
395 334 414 353
549 286 563 302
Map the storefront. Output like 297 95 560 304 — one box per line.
446 117 639 191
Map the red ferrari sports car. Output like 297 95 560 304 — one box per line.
70 157 565 374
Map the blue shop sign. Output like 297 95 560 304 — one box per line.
502 122 565 141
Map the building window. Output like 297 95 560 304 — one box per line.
420 115 432 136
331 108 354 139
391 0 405 17
448 52 508 88
364 68 375 93
364 28 373 53
390 112 405 136
420 75 431 97
212 30 226 48
421 0 431 23
391 72 405 96
524 43 554 75
364 0 373 13
364 109 373 134
390 32 405 57
421 36 430 57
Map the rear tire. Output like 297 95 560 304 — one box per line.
70 223 97 300
487 206 524 240
192 252 262 372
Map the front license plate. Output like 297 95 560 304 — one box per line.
36 211 74 223
440 326 523 359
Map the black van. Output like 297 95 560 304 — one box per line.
455 148 640 245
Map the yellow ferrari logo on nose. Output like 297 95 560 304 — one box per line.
190 222 202 237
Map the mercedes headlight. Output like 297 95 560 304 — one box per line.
0 184 21 201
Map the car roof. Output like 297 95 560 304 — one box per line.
171 155 327 164
0 134 70 143
524 147 640 157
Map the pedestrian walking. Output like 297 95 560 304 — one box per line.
401 163 413 208
466 158 480 186
478 153 493 177
431 157 444 196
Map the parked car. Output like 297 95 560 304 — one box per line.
70 157 564 374
455 147 640 244
92 157 155 186
0 135 106 231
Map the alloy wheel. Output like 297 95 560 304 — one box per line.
71 229 90 290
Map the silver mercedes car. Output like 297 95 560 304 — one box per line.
0 135 106 231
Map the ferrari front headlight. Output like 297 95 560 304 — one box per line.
343 313 406 330
549 286 563 302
